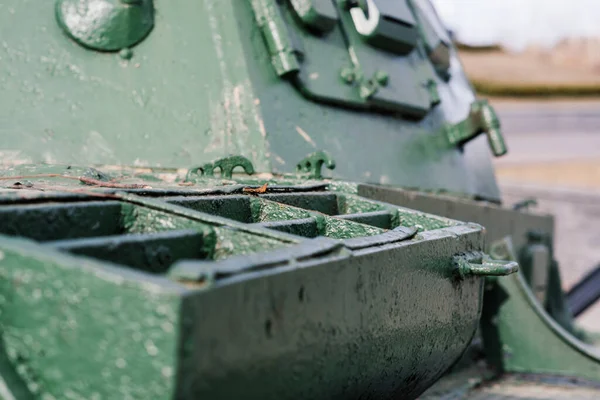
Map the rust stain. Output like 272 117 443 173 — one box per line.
243 183 269 195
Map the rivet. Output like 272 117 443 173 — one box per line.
119 48 133 60
340 67 356 84
374 70 389 86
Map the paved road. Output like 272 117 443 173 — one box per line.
496 101 600 135
493 100 600 166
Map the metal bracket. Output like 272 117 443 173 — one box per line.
289 0 338 32
347 0 418 55
168 238 344 285
185 155 255 182
444 99 508 157
512 198 538 211
296 151 336 179
454 251 519 279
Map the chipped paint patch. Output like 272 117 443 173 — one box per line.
0 150 32 166
380 175 390 184
295 126 317 148
202 0 270 173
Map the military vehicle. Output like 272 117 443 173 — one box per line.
1 0 600 399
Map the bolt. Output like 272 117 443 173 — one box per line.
426 80 440 105
340 67 356 84
374 70 389 86
359 81 377 99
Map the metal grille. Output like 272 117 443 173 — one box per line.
0 187 458 282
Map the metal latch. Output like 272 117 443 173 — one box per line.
296 151 336 179
347 0 419 55
251 0 300 76
454 251 519 280
290 0 339 32
444 99 508 157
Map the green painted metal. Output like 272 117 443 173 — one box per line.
55 0 155 51
0 173 504 399
357 184 554 252
444 99 508 157
0 237 185 399
515 231 585 341
251 0 300 77
296 150 336 179
1 0 503 200
454 252 519 279
361 183 600 388
4 0 597 397
185 155 256 181
289 0 338 33
481 241 600 383
410 0 451 80
274 0 435 115
347 0 419 55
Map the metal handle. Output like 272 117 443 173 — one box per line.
444 100 508 158
347 0 418 55
454 252 519 279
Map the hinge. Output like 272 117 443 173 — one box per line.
250 0 300 76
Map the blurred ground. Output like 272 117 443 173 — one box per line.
459 38 600 96
459 35 600 331
491 99 600 332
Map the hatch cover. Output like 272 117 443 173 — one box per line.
253 0 447 118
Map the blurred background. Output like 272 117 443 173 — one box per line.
432 0 600 330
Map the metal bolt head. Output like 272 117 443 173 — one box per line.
374 70 389 86
119 48 133 60
340 67 356 84
359 82 377 99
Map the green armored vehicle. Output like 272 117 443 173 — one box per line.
1 0 600 399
